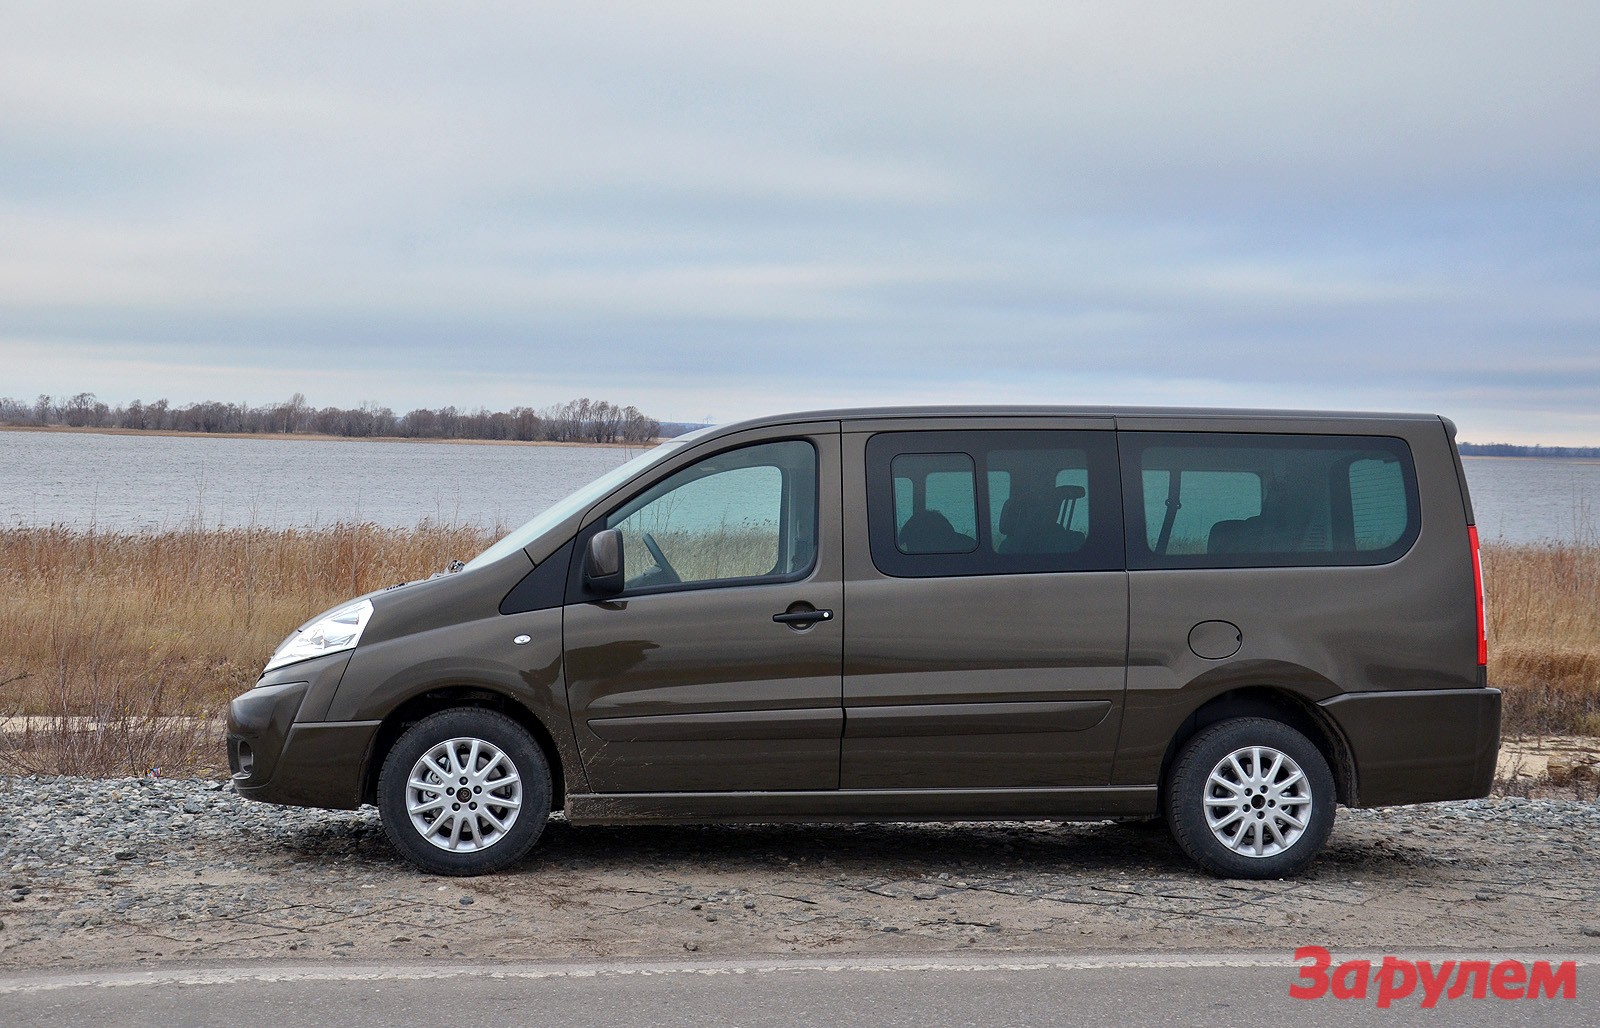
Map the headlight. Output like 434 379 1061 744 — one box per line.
263 599 374 673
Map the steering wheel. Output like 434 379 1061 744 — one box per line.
640 533 681 585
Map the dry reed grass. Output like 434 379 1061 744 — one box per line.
1482 541 1600 736
0 521 493 775
616 525 785 583
1 529 1596 776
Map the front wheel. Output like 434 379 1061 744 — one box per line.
377 708 552 876
1166 717 1335 879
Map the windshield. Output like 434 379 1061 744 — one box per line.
462 430 711 571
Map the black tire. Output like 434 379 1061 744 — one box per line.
377 708 552 876
1166 717 1335 879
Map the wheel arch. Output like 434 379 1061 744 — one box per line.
362 685 568 810
1155 686 1357 809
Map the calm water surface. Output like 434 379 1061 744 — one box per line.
0 431 1595 544
1461 456 1600 543
0 431 638 534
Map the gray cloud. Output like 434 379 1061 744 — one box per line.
3 2 1598 442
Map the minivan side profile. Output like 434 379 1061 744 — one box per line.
227 407 1500 879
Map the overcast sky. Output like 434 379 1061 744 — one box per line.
3 2 1597 442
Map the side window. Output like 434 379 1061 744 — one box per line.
892 453 977 554
1348 457 1408 550
1141 467 1262 555
1123 433 1419 569
604 439 816 591
867 430 1122 577
990 448 1093 556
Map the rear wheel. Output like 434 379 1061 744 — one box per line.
377 708 552 876
1166 717 1335 879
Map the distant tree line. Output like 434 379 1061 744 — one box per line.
1458 442 1600 459
0 392 662 444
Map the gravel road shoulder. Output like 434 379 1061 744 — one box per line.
1 775 1597 970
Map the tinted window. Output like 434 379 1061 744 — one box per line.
1123 432 1419 569
1348 457 1408 550
867 430 1121 577
604 439 816 591
1141 468 1262 555
891 453 978 554
988 449 1093 555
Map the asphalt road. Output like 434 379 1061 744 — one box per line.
2 954 1595 1027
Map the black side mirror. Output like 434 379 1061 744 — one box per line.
584 529 625 596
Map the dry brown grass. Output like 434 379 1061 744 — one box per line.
616 525 785 583
1 529 1596 777
1483 541 1600 736
0 522 494 774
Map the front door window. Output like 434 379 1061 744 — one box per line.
604 439 817 591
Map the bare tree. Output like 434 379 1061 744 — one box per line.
0 391 660 444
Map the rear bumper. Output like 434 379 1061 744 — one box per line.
1319 687 1501 807
228 676 378 810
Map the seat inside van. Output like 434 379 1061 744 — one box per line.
998 484 1087 554
897 509 976 554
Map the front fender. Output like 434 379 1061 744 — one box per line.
326 606 588 795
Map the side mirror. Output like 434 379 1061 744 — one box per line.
584 529 625 596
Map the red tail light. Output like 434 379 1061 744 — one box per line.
1468 525 1488 666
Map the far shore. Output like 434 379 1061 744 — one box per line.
8 424 1595 459
1462 453 1600 464
0 424 660 449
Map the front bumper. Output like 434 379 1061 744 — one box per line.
226 652 378 810
1319 687 1502 807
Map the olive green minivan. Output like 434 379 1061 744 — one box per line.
228 407 1500 879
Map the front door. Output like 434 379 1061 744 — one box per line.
564 428 844 793
841 426 1128 789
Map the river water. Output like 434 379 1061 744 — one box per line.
0 430 1595 544
0 431 640 534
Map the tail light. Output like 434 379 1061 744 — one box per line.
1468 525 1488 666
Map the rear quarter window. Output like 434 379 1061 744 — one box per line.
1122 432 1420 570
1348 456 1409 550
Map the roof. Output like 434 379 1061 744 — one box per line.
709 405 1441 434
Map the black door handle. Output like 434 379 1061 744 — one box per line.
773 608 833 626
